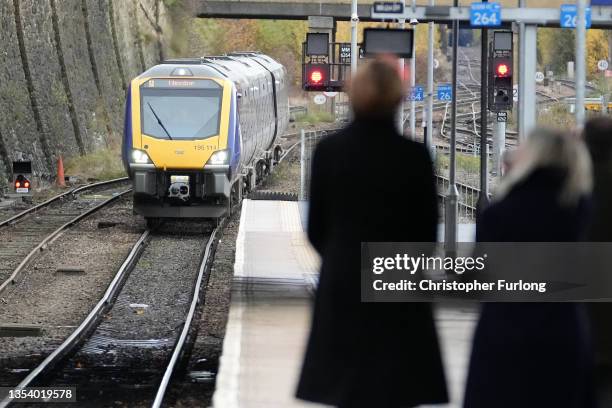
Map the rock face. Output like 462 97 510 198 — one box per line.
0 0 171 189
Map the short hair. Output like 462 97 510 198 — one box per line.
347 58 404 120
496 128 592 206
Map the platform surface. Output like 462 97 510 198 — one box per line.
233 199 319 297
213 199 477 407
213 200 322 408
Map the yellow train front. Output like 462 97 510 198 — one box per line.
122 53 288 222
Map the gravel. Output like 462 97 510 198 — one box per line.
0 181 131 283
32 220 214 407
257 152 301 196
0 195 144 386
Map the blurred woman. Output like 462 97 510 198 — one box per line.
464 128 594 408
296 58 448 407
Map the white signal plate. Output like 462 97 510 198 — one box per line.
15 188 29 194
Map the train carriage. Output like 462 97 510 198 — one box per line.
122 53 289 222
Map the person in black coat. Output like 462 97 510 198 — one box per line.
463 128 595 408
295 59 448 407
584 117 612 405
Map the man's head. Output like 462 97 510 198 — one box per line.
347 56 405 120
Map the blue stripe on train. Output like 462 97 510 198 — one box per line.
228 88 241 176
121 86 133 175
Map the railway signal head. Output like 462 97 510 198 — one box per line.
12 160 32 194
303 64 330 91
489 31 514 112
14 174 30 193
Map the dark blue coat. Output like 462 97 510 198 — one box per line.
464 167 594 408
296 119 448 407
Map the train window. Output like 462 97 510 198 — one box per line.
140 87 223 140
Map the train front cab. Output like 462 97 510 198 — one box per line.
123 73 241 220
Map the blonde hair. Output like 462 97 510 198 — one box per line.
347 57 404 119
495 128 592 206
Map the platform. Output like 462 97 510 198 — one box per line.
232 199 319 298
213 200 321 408
213 199 477 407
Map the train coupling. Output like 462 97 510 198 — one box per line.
168 175 190 201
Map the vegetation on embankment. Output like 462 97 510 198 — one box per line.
295 111 336 125
64 147 125 182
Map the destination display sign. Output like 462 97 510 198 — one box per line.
143 79 221 89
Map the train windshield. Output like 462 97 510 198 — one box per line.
140 79 223 140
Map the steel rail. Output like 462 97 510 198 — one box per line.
556 78 598 92
0 177 129 228
0 188 132 295
151 222 224 408
0 229 150 408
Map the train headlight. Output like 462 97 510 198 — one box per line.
208 149 229 165
131 149 151 164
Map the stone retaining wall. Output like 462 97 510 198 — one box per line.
0 0 171 188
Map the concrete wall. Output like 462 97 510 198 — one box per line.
0 0 170 189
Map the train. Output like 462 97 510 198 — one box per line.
122 53 289 224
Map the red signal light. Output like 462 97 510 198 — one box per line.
310 70 323 84
496 63 510 77
303 64 329 90
24 181 30 188
15 181 20 188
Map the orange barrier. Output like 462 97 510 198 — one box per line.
57 156 66 187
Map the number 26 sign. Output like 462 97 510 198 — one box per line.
470 2 502 27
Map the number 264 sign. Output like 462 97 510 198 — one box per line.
470 2 501 27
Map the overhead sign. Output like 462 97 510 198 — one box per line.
560 5 592 28
497 111 508 122
411 86 425 101
535 72 545 83
372 2 404 14
437 84 452 101
470 2 502 27
313 94 326 105
597 59 609 71
363 28 414 58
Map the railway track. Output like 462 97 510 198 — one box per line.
0 178 130 295
0 220 223 408
556 78 599 92
0 128 300 406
